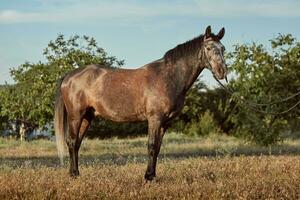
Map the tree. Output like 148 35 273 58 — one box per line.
0 34 123 139
226 34 300 145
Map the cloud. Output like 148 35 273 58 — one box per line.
193 0 300 18
0 9 63 23
0 0 299 24
0 10 37 23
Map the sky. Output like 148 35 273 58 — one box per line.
0 0 300 87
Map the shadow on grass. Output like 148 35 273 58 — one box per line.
1 143 300 169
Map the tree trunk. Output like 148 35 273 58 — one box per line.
19 122 26 142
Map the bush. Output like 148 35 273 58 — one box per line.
230 110 287 146
185 111 219 136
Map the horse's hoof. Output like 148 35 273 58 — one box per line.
144 172 155 181
69 170 80 177
143 177 158 186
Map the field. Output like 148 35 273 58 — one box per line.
0 133 300 199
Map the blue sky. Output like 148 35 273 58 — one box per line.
0 0 300 86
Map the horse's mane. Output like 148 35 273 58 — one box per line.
164 34 204 63
164 33 218 63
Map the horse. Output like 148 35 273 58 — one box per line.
54 26 227 181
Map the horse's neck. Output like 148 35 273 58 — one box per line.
163 54 205 96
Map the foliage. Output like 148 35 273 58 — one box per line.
180 79 207 122
198 110 218 136
184 110 218 136
171 79 231 136
227 34 300 145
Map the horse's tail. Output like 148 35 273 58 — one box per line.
54 77 68 166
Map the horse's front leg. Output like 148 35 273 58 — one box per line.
145 116 166 181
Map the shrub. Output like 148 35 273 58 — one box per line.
185 111 218 136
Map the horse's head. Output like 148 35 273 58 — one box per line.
201 26 227 80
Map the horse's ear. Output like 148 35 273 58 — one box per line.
217 27 225 40
204 26 211 39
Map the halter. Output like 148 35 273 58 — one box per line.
199 39 228 82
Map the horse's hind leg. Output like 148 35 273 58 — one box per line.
77 111 94 148
74 113 94 173
66 111 94 177
77 119 90 149
66 118 82 177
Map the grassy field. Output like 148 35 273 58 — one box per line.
0 133 300 199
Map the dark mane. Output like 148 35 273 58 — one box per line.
164 34 204 63
164 33 218 63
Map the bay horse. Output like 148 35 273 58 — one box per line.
54 26 227 181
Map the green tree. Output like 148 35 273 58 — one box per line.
0 34 123 138
227 34 300 145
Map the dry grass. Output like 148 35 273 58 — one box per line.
0 133 300 199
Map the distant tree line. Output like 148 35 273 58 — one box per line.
0 34 299 145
